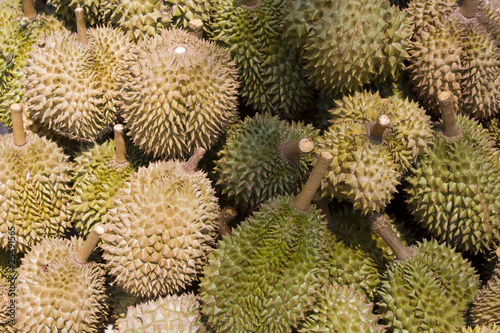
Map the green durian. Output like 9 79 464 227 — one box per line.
208 0 313 118
215 113 318 213
315 90 433 214
298 284 385 332
376 238 480 332
405 95 500 254
283 0 410 95
470 261 500 326
14 234 109 332
461 324 500 332
118 28 239 159
101 150 220 299
48 0 120 27
114 293 206 332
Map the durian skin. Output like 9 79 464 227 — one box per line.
406 115 500 254
48 0 119 28
461 324 500 332
477 0 500 42
115 293 206 332
283 0 410 95
199 195 328 333
215 113 318 213
470 261 500 326
70 139 135 238
101 160 220 299
14 237 109 332
118 28 239 159
0 131 72 253
208 0 313 118
377 239 480 332
315 91 433 215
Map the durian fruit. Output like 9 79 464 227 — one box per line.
114 293 206 332
469 260 500 326
200 152 333 333
297 284 385 332
405 91 500 254
461 324 499 332
118 28 239 159
14 226 109 332
101 148 220 299
477 0 500 41
48 0 119 28
208 0 313 118
0 248 16 332
315 90 433 215
406 0 500 119
0 104 72 253
370 214 480 332
283 0 411 95
215 113 318 213
70 125 135 238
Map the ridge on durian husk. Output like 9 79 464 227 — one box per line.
101 160 220 299
215 113 318 213
376 239 479 332
208 0 313 118
315 90 433 215
283 0 411 96
0 131 72 253
469 261 500 326
14 237 108 332
114 293 206 332
298 284 385 332
48 0 120 28
460 324 500 332
199 195 328 333
405 115 500 254
118 28 239 159
70 139 135 238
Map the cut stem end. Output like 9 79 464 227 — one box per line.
282 138 314 162
188 19 204 39
368 115 391 141
73 225 105 265
438 91 461 137
11 104 26 147
75 8 88 45
114 124 127 164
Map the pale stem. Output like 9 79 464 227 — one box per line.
188 19 204 40
75 8 88 45
369 213 413 261
73 225 105 264
218 206 237 237
438 91 461 137
282 138 314 162
369 115 391 141
292 151 333 213
114 124 127 164
22 0 37 19
11 104 26 147
460 0 479 18
183 147 206 173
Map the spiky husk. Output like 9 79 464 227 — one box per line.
118 28 238 159
478 0 500 42
115 293 206 332
315 91 432 214
406 115 500 254
70 140 135 238
215 113 318 213
208 0 313 118
470 261 500 326
199 195 328 332
14 237 108 332
49 0 120 27
101 160 220 299
0 131 72 253
461 324 500 332
283 0 410 95
377 239 479 332
298 284 385 332
22 29 109 142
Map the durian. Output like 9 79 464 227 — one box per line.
215 113 317 213
405 91 500 254
469 260 500 326
460 324 500 332
0 104 72 253
101 148 220 299
200 152 332 332
283 0 411 95
477 0 500 42
48 0 119 27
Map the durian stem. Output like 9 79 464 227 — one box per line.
11 104 26 147
22 0 37 19
243 0 260 8
188 19 204 40
282 138 314 162
114 124 127 164
368 115 391 141
183 147 206 173
73 225 105 265
292 151 333 214
460 0 479 18
315 196 335 229
218 206 237 237
369 213 413 261
438 91 461 138
75 8 88 45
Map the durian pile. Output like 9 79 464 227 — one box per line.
0 0 500 331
